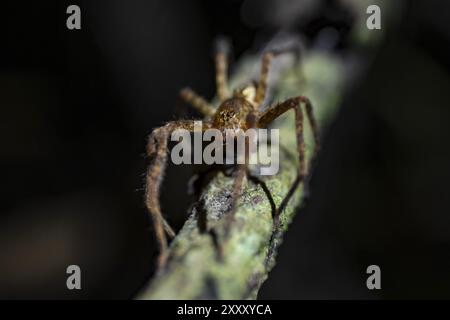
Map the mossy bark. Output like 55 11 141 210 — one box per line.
137 51 344 299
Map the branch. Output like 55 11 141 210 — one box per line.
137 49 345 299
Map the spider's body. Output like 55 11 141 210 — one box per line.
212 96 254 131
145 43 320 269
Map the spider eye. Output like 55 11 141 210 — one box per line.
222 111 233 120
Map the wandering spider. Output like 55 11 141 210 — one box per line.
145 40 320 269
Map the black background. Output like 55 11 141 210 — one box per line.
1 0 450 299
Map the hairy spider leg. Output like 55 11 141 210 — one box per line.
179 87 215 117
257 96 320 230
223 163 247 238
254 52 275 108
215 39 230 102
145 120 211 269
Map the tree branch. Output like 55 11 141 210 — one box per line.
137 49 345 299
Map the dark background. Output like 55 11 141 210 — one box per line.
0 0 449 299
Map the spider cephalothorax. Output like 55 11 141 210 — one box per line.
145 42 320 269
212 97 254 130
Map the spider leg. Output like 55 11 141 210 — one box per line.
214 37 230 102
189 164 231 263
145 120 210 269
254 47 304 109
188 165 223 236
223 164 247 238
179 87 215 117
246 171 277 218
257 96 320 230
188 164 229 196
254 52 275 108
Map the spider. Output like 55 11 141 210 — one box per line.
145 40 320 269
